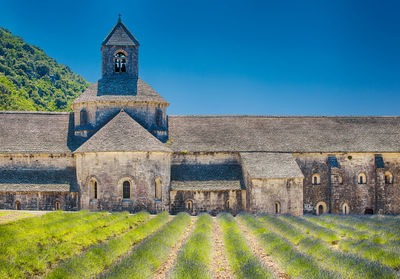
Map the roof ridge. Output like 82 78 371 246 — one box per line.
0 111 71 115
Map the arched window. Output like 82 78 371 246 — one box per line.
91 179 98 200
342 203 350 215
15 201 21 210
155 178 162 200
358 173 367 184
337 174 343 184
275 201 281 214
385 171 393 184
312 173 320 185
123 181 131 199
185 200 193 212
55 201 61 211
80 108 87 127
114 51 127 73
316 201 327 215
225 199 230 210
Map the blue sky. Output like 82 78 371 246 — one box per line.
1 0 399 115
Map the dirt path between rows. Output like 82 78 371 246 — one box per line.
153 217 196 279
236 218 290 279
211 218 234 279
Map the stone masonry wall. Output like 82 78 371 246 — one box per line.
76 151 171 213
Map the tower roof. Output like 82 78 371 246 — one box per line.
102 17 139 46
74 111 171 153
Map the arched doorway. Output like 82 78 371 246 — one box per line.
275 201 281 214
55 201 61 211
365 208 374 215
316 202 327 215
15 201 21 210
185 200 194 213
342 203 350 215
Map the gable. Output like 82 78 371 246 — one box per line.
102 21 139 46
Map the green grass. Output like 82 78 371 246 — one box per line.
218 213 275 279
47 211 169 279
237 213 334 279
258 214 398 279
169 213 213 279
102 212 191 279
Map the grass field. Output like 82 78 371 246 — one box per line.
1 211 400 279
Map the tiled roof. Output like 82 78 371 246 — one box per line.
0 184 70 192
0 111 75 154
72 78 168 105
102 19 139 46
171 180 241 191
168 115 400 153
0 169 78 192
240 152 304 179
74 111 171 153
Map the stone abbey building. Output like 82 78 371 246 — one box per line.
1 19 400 216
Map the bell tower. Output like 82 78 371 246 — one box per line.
99 16 140 95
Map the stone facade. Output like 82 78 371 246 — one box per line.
1 19 400 216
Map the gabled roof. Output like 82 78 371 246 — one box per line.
102 18 139 46
0 111 75 154
240 152 304 179
168 115 400 153
72 78 168 105
74 111 171 153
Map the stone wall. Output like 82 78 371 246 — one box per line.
0 192 78 210
101 45 138 78
0 153 75 169
169 190 243 215
245 177 303 216
76 151 171 213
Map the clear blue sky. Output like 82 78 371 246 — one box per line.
1 0 399 115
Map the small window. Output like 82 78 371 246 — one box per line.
385 171 393 184
91 179 98 200
155 178 162 200
123 181 131 199
358 173 367 184
337 175 343 184
185 200 193 212
312 174 320 185
80 108 87 127
114 52 127 73
225 199 230 210
55 201 61 211
342 203 350 215
275 201 281 214
15 201 21 210
156 108 163 127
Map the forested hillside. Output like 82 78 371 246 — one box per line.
0 27 89 111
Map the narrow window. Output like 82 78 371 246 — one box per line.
312 174 320 185
275 201 281 214
15 201 21 210
156 108 163 127
91 180 98 200
185 200 193 212
123 181 130 199
385 171 393 184
80 109 87 127
342 203 349 215
55 201 61 210
155 178 162 200
358 173 366 184
226 199 230 210
114 52 127 73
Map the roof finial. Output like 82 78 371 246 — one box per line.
118 14 122 23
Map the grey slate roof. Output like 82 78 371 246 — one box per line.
0 169 78 192
0 111 75 154
0 184 70 192
168 115 400 153
171 180 241 191
72 78 168 105
75 111 171 153
240 152 304 179
102 19 139 46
